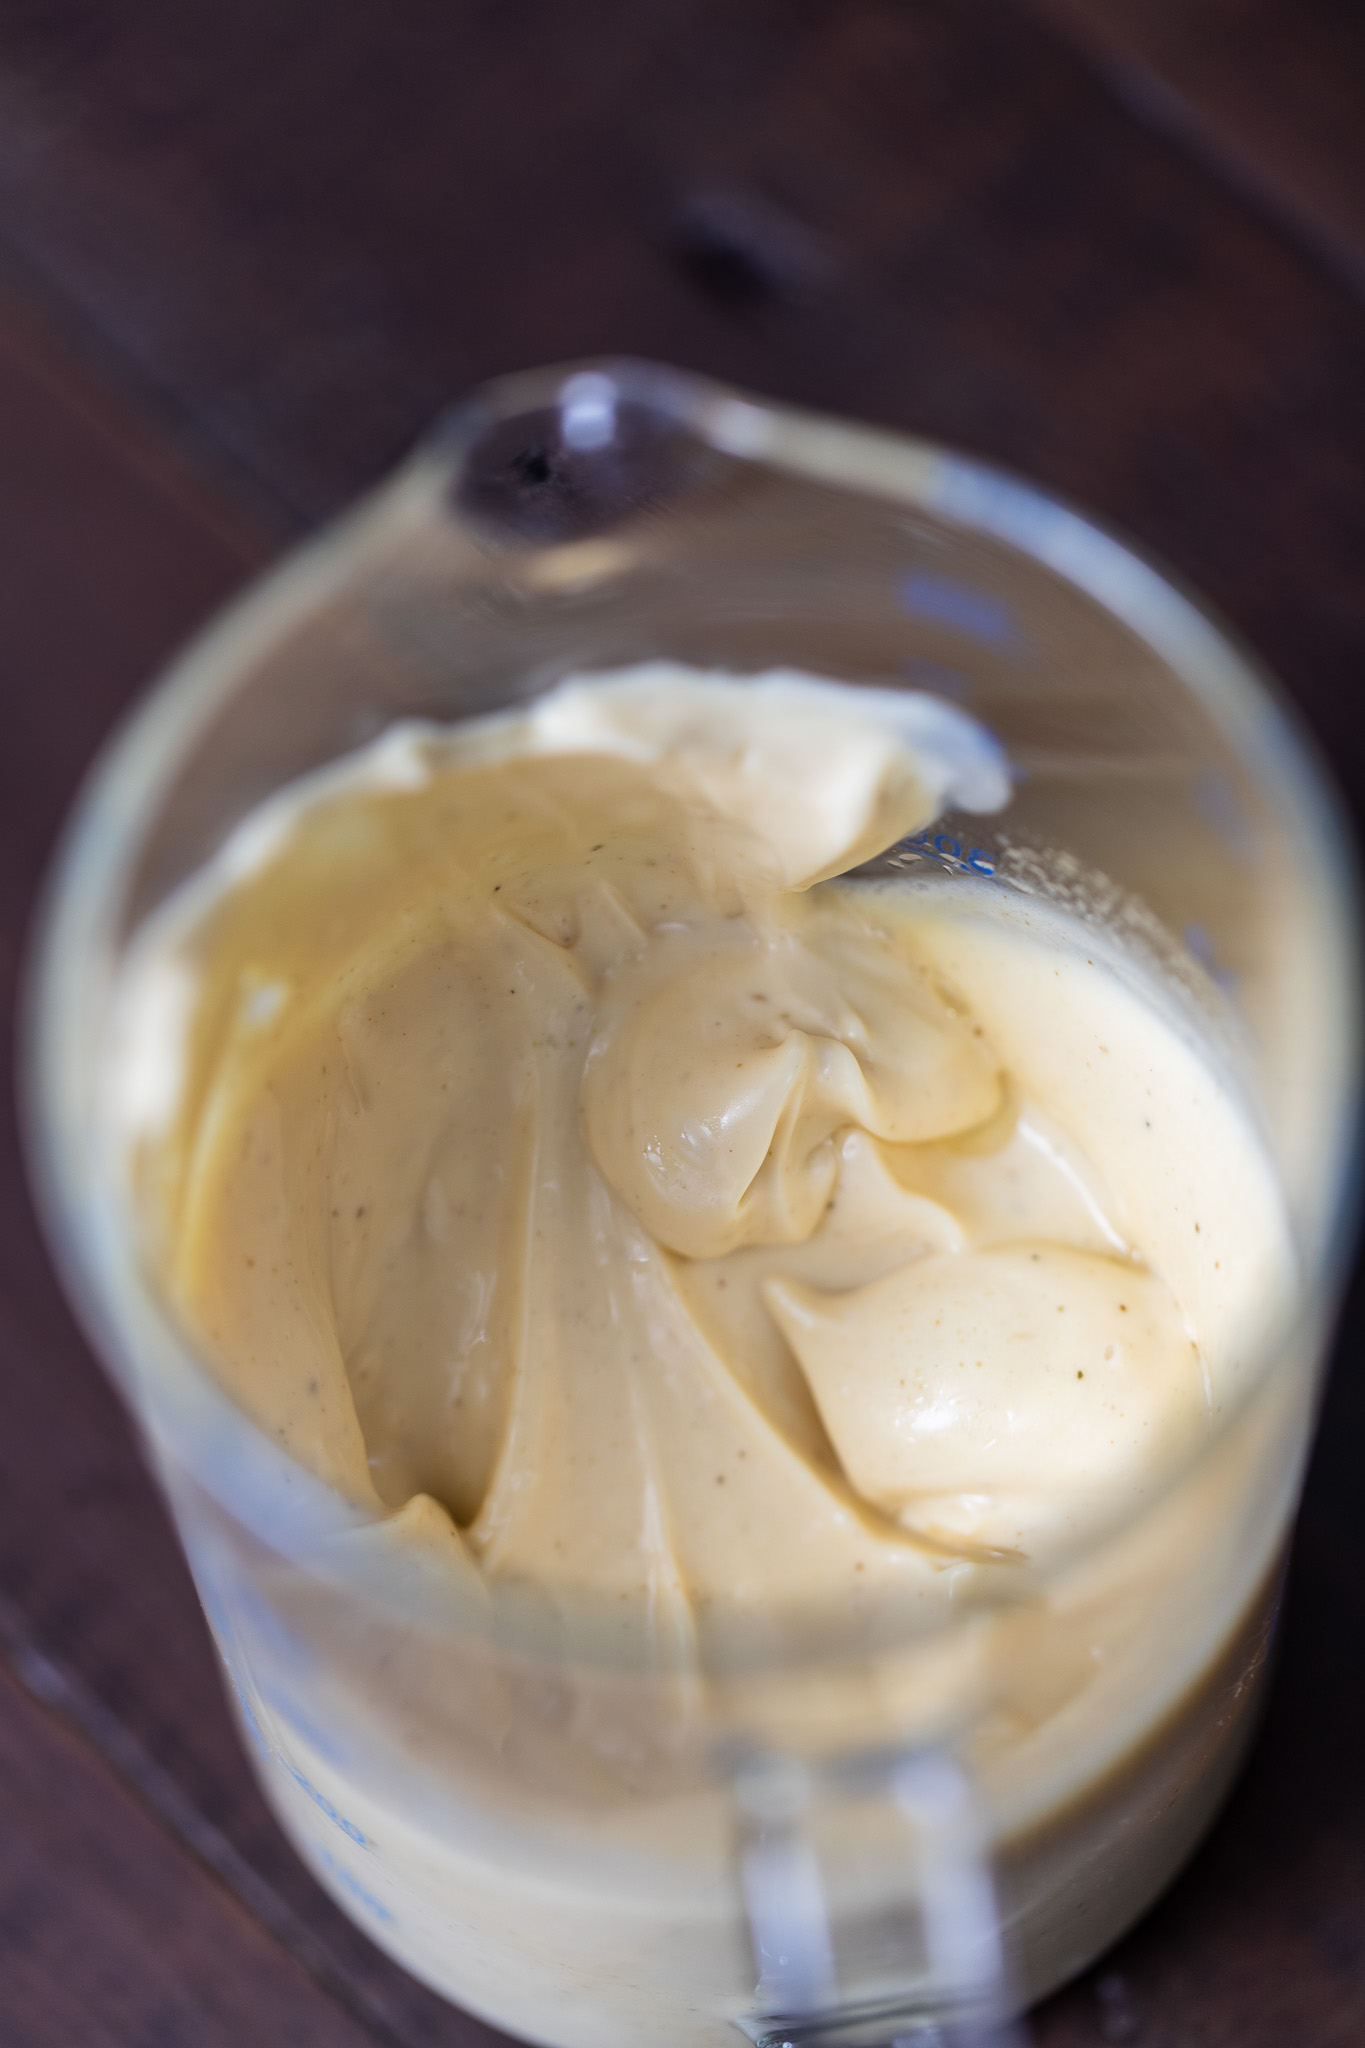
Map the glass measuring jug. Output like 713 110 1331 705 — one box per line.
26 361 1360 2048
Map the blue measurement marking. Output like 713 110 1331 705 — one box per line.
282 1758 369 1845
218 1646 370 1847
898 569 1021 649
317 1847 394 1925
893 829 998 877
1184 922 1238 995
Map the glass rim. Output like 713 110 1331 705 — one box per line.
21 357 1365 1669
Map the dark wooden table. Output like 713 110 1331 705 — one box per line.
1 5 1363 2042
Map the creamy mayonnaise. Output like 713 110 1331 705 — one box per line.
118 666 1290 1613
111 667 1298 2044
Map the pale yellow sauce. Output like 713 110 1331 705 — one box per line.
117 669 1290 1643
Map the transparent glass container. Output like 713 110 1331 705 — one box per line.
25 362 1361 2048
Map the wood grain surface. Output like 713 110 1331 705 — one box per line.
0 4 1361 2043
1024 0 1365 300
0 1647 386 2048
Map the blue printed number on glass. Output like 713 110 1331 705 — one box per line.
895 829 997 878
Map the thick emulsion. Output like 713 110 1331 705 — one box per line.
116 667 1291 1634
